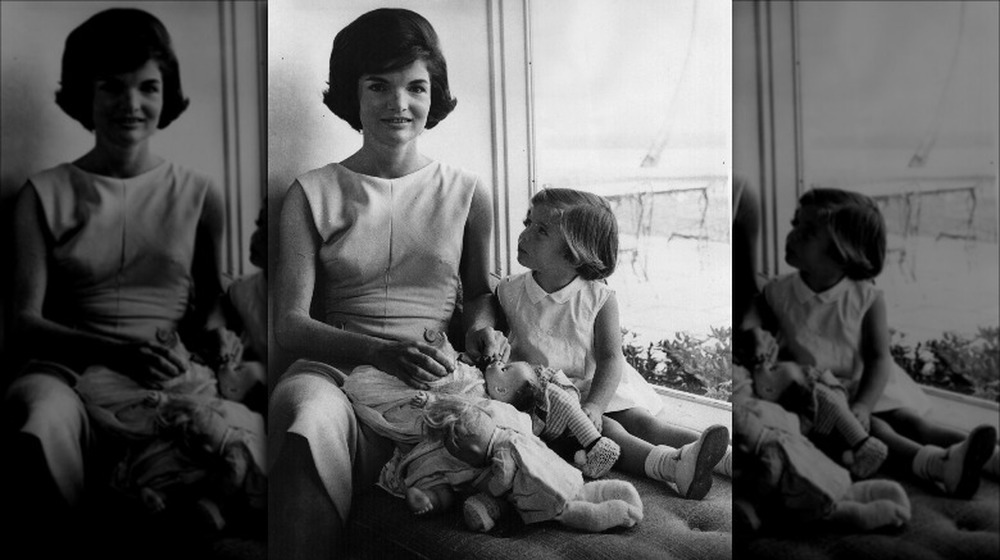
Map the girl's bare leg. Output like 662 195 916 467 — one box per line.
406 484 455 515
877 408 967 448
607 408 700 447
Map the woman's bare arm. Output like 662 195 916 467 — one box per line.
460 177 508 360
11 184 184 380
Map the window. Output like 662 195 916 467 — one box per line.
795 2 998 401
524 0 732 400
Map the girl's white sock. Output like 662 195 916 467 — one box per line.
911 444 944 481
644 445 677 483
713 445 732 477
984 446 1000 478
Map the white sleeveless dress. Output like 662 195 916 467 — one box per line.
763 273 931 415
497 272 664 415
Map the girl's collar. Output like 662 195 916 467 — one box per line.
791 272 850 303
525 272 585 304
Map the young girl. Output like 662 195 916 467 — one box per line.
492 188 730 499
751 188 998 499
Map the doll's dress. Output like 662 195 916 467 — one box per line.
344 362 487 444
378 400 535 498
16 161 212 503
763 273 931 415
484 426 585 524
497 272 664 415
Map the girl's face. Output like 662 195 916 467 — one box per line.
91 59 163 148
517 204 572 272
357 59 431 149
785 205 839 274
483 361 533 403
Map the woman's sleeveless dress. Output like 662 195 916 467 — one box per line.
7 161 212 505
267 161 482 519
496 272 664 415
763 273 931 415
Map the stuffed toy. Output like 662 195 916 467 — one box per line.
754 361 888 478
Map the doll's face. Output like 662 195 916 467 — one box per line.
483 361 533 403
444 412 496 468
752 361 802 402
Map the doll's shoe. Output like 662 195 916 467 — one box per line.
673 425 730 500
576 437 621 478
846 437 888 479
940 425 996 499
463 492 503 533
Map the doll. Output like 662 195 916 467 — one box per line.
753 360 888 478
733 365 910 532
409 396 643 533
344 328 621 478
110 395 266 530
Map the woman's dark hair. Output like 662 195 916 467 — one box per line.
324 8 457 131
55 8 189 131
798 188 887 280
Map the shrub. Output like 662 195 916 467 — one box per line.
623 326 732 402
890 327 999 403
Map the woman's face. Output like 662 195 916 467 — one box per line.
517 204 571 272
357 59 431 149
91 59 164 148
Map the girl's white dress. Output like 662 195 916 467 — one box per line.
763 273 931 415
497 272 664 415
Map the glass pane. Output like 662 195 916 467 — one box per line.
530 0 731 399
798 2 999 398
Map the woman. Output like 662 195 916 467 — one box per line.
4 8 234 554
268 8 505 559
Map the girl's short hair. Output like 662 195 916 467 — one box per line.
422 397 492 448
324 8 458 131
531 188 619 280
55 8 189 131
799 188 887 280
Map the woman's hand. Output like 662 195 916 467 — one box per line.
110 341 189 387
375 340 456 389
464 327 510 365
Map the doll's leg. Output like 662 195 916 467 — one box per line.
603 411 728 499
826 479 911 531
873 414 995 498
556 500 639 532
406 483 455 515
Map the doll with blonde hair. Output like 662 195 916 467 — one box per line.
411 396 643 533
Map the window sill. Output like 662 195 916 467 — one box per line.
922 385 999 433
652 385 732 435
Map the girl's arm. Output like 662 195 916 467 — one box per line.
11 184 185 383
273 182 453 386
460 178 509 361
584 293 626 430
852 292 893 429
